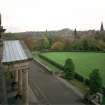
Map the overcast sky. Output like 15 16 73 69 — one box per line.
0 0 105 32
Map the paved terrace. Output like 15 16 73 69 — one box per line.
29 61 84 105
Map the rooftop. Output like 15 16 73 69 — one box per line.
2 40 32 64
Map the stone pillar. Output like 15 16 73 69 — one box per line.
18 70 22 96
15 70 18 83
22 69 28 105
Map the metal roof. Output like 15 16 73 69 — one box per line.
2 40 32 64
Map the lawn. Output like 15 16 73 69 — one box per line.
32 52 61 72
41 52 105 85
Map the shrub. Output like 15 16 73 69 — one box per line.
89 69 103 93
64 58 75 80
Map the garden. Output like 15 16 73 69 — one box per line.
37 52 105 86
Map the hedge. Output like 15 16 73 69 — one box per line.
75 73 84 82
39 54 64 70
40 50 105 53
39 54 89 84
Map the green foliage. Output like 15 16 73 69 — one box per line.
89 69 103 93
42 31 50 49
82 39 89 50
72 40 84 50
72 38 105 51
64 58 75 80
42 37 50 49
41 52 105 85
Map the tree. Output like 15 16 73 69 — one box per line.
82 39 89 50
89 69 103 93
42 36 50 49
64 58 75 80
24 38 36 51
100 22 104 31
42 30 50 49
63 38 73 50
74 28 78 39
51 41 64 50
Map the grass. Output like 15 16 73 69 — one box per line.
41 52 105 85
32 52 61 72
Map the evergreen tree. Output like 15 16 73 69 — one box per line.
74 28 79 39
89 69 103 93
42 30 50 49
100 22 104 31
64 58 75 80
74 28 77 39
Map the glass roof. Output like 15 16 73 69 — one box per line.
2 40 32 63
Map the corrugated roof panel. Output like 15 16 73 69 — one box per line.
2 40 31 63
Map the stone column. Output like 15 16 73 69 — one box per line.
18 70 22 96
15 70 18 83
22 69 28 105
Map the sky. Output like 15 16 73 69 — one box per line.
0 0 105 32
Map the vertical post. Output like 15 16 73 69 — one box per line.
22 69 28 105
